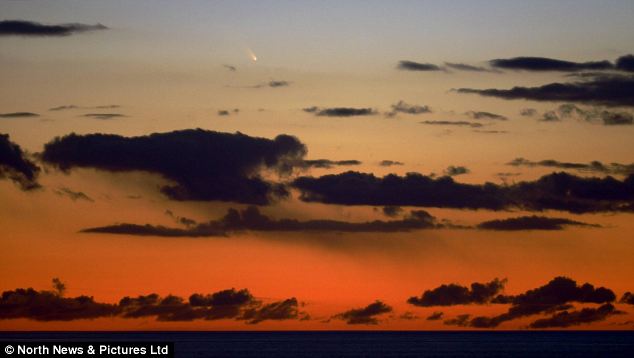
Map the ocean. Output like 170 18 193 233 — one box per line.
2 331 634 357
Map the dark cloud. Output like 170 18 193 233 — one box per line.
426 311 444 321
217 110 230 116
304 107 377 117
41 129 307 205
444 165 469 177
529 303 621 328
466 111 508 121
386 101 432 117
489 57 613 72
82 113 125 120
520 108 538 117
49 105 80 111
477 216 598 231
420 120 483 128
408 278 506 307
81 206 440 237
444 314 471 327
379 160 403 167
469 277 616 328
534 104 633 125
268 80 290 88
333 301 392 325
620 292 634 305
444 62 495 72
49 105 121 111
540 111 561 122
399 312 419 320
382 205 403 218
241 298 300 324
508 158 634 176
456 74 634 107
0 20 107 37
616 54 634 72
0 285 118 321
300 159 362 169
223 64 237 72
0 133 41 190
292 171 634 213
473 130 507 134
397 61 443 72
54 187 94 202
0 112 39 118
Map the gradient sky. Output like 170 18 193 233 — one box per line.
1 0 634 330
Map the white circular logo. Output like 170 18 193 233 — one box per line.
4 345 14 355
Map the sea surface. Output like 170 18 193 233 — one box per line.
2 331 634 358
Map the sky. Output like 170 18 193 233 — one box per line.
1 0 634 330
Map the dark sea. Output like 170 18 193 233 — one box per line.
2 331 634 358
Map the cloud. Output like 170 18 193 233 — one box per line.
420 120 483 128
456 74 634 107
426 311 444 321
300 159 362 169
616 54 634 72
399 312 419 320
0 285 117 321
54 187 94 202
397 61 443 71
444 62 495 72
508 157 634 176
520 108 538 117
241 298 300 324
379 160 403 167
333 301 392 325
0 133 41 190
0 112 39 118
477 216 599 231
304 107 377 117
49 105 80 111
528 303 621 328
386 101 432 117
82 113 126 120
381 205 403 218
466 111 508 121
217 110 230 116
533 104 634 125
81 206 440 237
0 20 107 37
469 276 616 328
489 57 613 72
408 279 507 307
41 129 307 205
444 165 469 177
223 64 237 72
268 80 290 87
292 170 634 213
620 292 634 305
444 314 471 327
49 105 121 111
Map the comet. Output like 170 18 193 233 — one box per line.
246 48 257 62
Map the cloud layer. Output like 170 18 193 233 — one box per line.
0 20 107 37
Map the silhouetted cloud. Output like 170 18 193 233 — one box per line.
457 74 634 107
426 311 444 321
49 105 80 111
444 62 495 72
0 134 41 190
466 111 507 121
386 101 432 117
49 105 121 111
477 216 598 231
444 165 469 177
300 159 362 169
508 158 634 176
81 206 440 237
268 80 290 87
420 120 483 128
223 64 237 72
397 61 443 71
444 314 471 327
379 160 403 167
529 304 621 328
0 20 107 37
469 277 616 328
54 187 94 202
41 129 307 205
520 108 538 117
620 292 634 305
292 171 634 213
408 279 507 307
241 298 300 324
489 57 613 72
533 104 634 125
0 112 39 118
217 110 230 116
333 301 392 325
304 107 377 117
616 54 634 72
382 205 403 218
82 113 125 120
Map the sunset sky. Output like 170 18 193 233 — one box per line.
1 0 634 330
